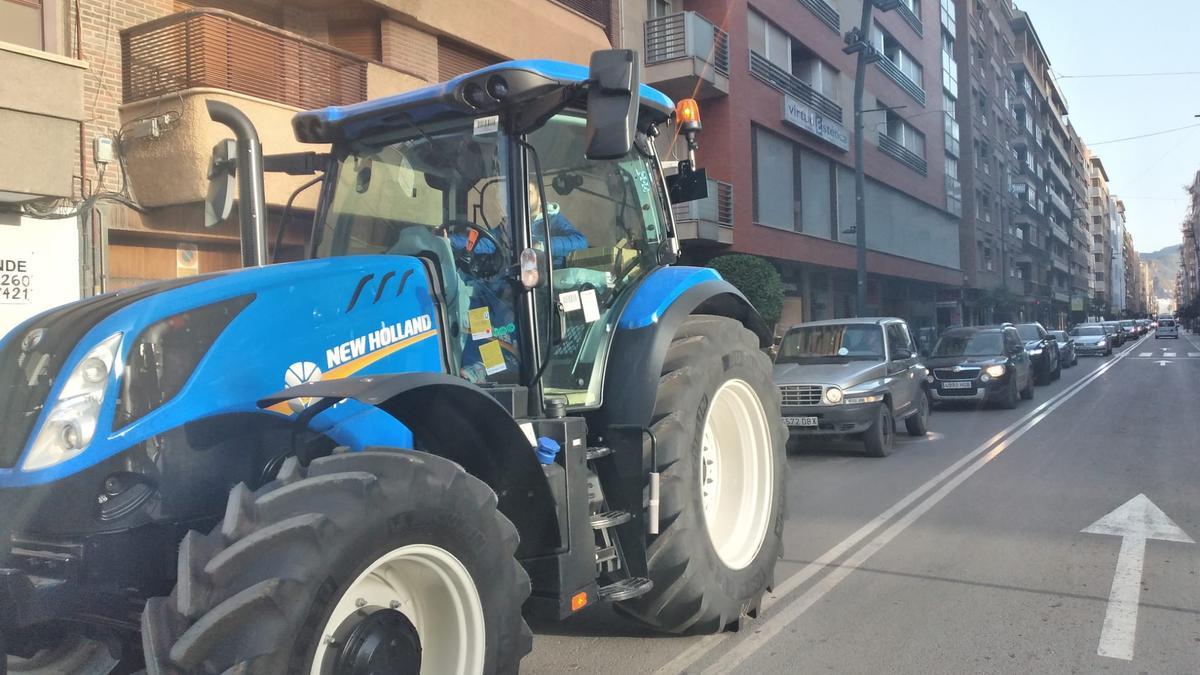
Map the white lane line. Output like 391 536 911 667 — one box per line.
1164 352 1176 358
1189 353 1200 358
657 350 1134 674
1138 352 1151 357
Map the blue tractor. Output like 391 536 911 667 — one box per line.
0 51 785 674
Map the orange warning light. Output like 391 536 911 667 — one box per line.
675 98 701 128
571 592 589 612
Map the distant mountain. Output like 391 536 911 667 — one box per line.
1139 244 1181 299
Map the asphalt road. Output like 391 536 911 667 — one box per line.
524 331 1200 674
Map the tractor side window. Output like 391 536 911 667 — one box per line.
527 114 669 407
315 120 523 384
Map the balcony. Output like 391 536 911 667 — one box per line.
1046 159 1068 188
749 51 842 120
672 177 733 246
798 0 840 32
1049 191 1072 219
874 55 926 106
1051 253 1070 274
896 2 924 36
1053 289 1071 304
119 9 425 210
878 133 927 175
0 42 86 202
644 12 729 101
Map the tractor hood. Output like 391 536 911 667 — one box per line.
0 256 444 485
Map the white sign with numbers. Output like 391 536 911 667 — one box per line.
0 215 81 339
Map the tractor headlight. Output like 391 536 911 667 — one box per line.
823 386 844 404
985 365 1006 378
23 333 122 471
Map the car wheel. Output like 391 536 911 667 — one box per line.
905 393 929 436
863 404 894 457
1034 362 1050 386
1106 348 1113 356
1071 353 1078 366
1050 356 1062 381
1020 374 1034 400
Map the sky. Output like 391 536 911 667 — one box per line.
1014 0 1200 253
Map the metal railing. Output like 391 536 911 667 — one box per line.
799 0 840 32
874 54 926 105
644 11 729 76
749 51 842 121
122 9 368 108
878 132 928 175
554 0 611 35
673 177 734 228
896 1 924 36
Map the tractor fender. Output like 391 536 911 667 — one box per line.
596 267 770 429
259 372 560 556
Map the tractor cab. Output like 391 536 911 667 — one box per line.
260 53 704 408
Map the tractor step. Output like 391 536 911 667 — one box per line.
598 576 653 602
590 510 631 529
586 445 612 461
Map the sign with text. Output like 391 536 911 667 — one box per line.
782 95 850 152
0 216 81 339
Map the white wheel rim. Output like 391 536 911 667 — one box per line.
699 378 775 570
311 544 486 675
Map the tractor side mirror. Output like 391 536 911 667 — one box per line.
205 138 237 228
584 49 639 160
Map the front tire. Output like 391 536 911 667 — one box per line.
999 375 1019 409
1020 374 1034 400
863 404 894 457
904 392 929 436
615 315 786 634
6 636 117 675
141 450 531 674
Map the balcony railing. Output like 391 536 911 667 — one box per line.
798 0 840 32
122 9 368 108
878 132 928 175
673 178 733 245
645 11 729 76
874 55 926 106
896 2 924 36
749 51 842 121
1049 191 1072 219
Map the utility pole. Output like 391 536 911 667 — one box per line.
843 0 901 316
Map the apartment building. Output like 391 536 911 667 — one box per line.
0 0 611 335
1087 154 1113 312
1110 195 1127 314
620 0 963 332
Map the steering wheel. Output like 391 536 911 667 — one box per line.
440 219 507 278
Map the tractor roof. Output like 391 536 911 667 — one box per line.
293 59 674 144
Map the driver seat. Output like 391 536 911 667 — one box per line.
390 227 472 364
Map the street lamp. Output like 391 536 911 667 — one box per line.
844 0 903 316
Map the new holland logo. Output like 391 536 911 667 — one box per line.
284 361 323 412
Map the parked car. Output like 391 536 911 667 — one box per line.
1048 330 1077 367
1070 324 1112 356
1015 322 1061 384
925 325 1034 409
1137 319 1152 334
1156 317 1179 339
773 318 929 457
1101 321 1127 346
1119 319 1139 338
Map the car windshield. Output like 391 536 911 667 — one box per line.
776 324 884 362
1049 331 1068 341
1016 325 1040 340
1120 321 1135 328
932 332 1003 357
1071 326 1104 336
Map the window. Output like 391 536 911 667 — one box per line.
799 148 835 236
885 109 926 157
872 24 923 87
648 0 672 18
1092 177 1100 187
1092 196 1101 206
1093 215 1101 225
886 323 915 359
899 0 920 20
749 9 790 71
0 0 50 50
753 127 797 230
792 44 841 99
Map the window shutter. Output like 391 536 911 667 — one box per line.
437 37 496 81
329 18 381 61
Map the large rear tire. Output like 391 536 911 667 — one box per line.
141 450 530 675
615 315 786 634
5 636 117 675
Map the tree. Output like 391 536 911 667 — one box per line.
709 254 784 328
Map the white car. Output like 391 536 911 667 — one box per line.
1156 318 1179 339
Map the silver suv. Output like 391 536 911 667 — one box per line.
773 318 930 457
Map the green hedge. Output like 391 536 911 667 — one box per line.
709 254 783 327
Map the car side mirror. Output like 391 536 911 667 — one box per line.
892 348 913 360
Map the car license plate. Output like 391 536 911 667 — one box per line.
783 416 819 427
941 381 973 389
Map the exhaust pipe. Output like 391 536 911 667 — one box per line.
207 100 268 267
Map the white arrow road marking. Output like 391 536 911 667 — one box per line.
1082 494 1194 661
1156 360 1170 366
